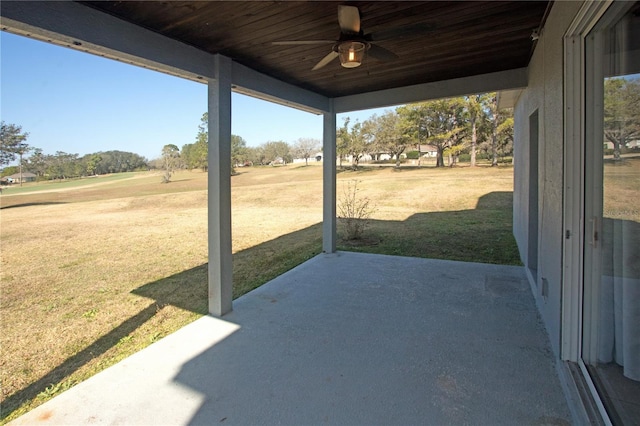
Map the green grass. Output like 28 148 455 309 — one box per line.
0 163 518 423
0 172 139 195
340 206 520 265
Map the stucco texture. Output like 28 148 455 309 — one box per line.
513 1 583 356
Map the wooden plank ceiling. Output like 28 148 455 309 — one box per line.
81 1 550 98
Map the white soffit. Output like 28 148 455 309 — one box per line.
334 68 528 113
497 89 524 109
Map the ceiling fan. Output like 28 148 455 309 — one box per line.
273 5 434 70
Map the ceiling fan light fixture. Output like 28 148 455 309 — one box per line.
338 41 366 68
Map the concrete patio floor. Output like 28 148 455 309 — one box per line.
11 252 571 425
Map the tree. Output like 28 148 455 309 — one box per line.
484 95 514 166
0 121 29 167
185 112 248 173
46 151 81 180
26 148 47 177
194 112 209 170
161 144 180 183
182 112 209 171
487 95 500 166
463 94 491 167
85 154 102 176
1 121 32 185
181 143 195 169
231 135 248 167
292 137 319 166
1 166 19 177
604 77 640 161
336 120 350 167
397 98 466 167
261 140 291 165
16 142 32 186
364 111 410 168
246 145 267 165
197 112 208 145
496 113 514 163
337 117 368 170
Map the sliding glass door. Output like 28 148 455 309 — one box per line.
582 3 640 424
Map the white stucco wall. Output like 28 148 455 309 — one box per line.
513 1 583 356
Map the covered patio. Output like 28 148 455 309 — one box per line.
2 1 586 424
10 252 570 425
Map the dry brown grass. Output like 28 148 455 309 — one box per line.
0 163 517 422
603 157 640 221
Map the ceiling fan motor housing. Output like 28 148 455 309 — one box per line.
335 41 368 68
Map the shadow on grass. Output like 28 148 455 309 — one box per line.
290 163 319 169
131 223 324 312
0 201 68 210
0 303 159 421
0 225 323 421
338 191 521 265
2 191 519 420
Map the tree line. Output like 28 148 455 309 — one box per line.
165 113 321 174
174 96 512 173
338 93 513 170
1 122 149 181
25 149 148 179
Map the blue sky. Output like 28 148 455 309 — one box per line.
1 32 390 161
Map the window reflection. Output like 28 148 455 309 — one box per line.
588 4 640 424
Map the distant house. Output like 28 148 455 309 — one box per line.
415 144 438 158
4 172 37 184
292 152 323 164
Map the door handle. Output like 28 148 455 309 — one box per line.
590 216 599 248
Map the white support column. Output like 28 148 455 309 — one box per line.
323 101 337 254
208 55 233 316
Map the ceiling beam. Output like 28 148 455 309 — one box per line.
333 67 529 113
232 62 330 114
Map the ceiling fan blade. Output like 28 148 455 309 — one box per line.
272 40 335 45
338 5 360 34
312 51 339 70
366 22 435 42
368 44 399 62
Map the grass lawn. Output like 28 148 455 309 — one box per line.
0 163 518 422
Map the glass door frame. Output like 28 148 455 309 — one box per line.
581 4 606 370
562 1 635 424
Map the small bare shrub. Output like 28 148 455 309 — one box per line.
338 180 375 240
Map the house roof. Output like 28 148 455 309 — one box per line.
79 1 549 99
5 172 36 179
